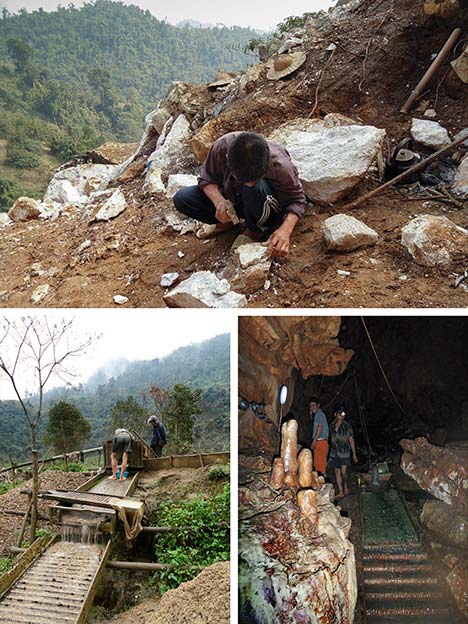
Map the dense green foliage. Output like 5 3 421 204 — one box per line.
44 401 91 454
0 334 229 465
163 384 203 454
151 482 230 593
0 1 257 202
0 556 13 574
0 176 21 209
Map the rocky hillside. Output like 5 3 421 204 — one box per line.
0 0 467 308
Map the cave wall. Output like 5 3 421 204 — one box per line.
238 316 353 451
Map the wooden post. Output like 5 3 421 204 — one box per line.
401 28 462 114
17 493 32 548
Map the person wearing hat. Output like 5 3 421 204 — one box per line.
109 428 132 481
329 405 358 501
173 131 307 258
148 415 167 457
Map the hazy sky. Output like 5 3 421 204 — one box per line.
0 0 335 30
0 310 232 399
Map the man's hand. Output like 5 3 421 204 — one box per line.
311 440 317 450
264 212 299 258
353 454 358 464
266 226 291 258
215 200 232 225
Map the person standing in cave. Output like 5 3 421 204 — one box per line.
329 405 358 501
309 397 329 477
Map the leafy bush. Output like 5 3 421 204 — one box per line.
150 482 230 594
0 176 21 211
0 556 13 574
43 461 88 472
6 138 41 168
0 482 17 495
208 463 230 480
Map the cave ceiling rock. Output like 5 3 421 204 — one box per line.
239 316 353 449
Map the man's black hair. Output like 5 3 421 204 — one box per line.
227 132 270 183
309 396 320 405
334 403 346 413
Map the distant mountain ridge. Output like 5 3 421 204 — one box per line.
0 333 230 465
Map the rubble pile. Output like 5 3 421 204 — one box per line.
1 0 467 307
239 419 357 622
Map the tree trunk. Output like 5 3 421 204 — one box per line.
29 426 39 543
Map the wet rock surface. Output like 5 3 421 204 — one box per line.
400 437 468 517
239 422 356 624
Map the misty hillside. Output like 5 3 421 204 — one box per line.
0 333 230 465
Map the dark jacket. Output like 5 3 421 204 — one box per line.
198 132 307 219
151 423 167 446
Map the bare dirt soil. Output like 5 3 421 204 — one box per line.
102 561 230 624
0 0 466 308
0 470 88 554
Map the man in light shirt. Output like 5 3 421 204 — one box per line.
309 397 329 477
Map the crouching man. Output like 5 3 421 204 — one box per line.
173 131 307 258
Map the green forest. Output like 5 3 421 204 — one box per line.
0 333 230 465
0 0 258 207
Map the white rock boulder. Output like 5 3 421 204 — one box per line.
45 164 115 207
225 243 272 294
401 215 468 266
94 189 127 221
31 284 50 304
145 114 191 182
453 155 468 199
271 118 385 204
322 214 378 251
0 213 12 227
451 46 468 84
164 271 247 308
166 174 198 198
410 119 451 150
8 197 42 222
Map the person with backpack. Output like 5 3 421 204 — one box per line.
148 415 167 457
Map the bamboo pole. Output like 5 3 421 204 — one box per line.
401 28 462 114
106 560 204 571
343 131 468 209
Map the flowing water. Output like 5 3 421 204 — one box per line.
61 510 103 544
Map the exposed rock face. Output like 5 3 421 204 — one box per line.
8 197 42 222
238 317 353 450
166 174 198 198
145 114 192 188
164 271 247 308
45 164 115 207
191 119 218 164
453 154 468 198
410 118 451 150
420 500 468 549
271 118 385 204
400 437 468 517
401 215 468 267
239 430 356 623
424 0 460 19
323 214 378 252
